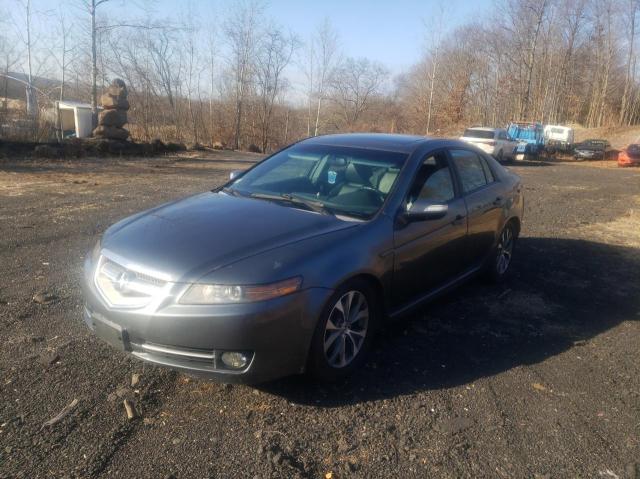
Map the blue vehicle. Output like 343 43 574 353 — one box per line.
507 122 545 160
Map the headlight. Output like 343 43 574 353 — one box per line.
178 277 302 304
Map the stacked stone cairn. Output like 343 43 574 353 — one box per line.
93 79 130 140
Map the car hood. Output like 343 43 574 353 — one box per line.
101 192 359 282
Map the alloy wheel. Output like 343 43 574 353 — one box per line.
323 291 369 368
496 226 514 275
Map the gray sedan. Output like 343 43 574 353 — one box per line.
82 134 524 383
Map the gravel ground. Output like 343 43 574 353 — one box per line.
1 153 639 479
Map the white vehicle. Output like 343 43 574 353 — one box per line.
460 127 517 162
544 125 574 151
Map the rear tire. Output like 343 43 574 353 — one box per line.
307 279 379 382
484 222 517 283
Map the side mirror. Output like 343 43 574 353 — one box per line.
404 199 448 221
229 169 244 180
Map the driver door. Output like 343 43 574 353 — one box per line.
392 151 468 307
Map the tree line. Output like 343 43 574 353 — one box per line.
1 0 639 151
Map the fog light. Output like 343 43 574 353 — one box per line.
220 351 248 369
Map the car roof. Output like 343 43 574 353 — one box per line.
465 126 498 131
300 133 432 153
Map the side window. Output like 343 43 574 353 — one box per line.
450 149 488 193
480 156 495 183
407 152 455 206
498 131 508 140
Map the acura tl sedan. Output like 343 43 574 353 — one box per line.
82 134 523 383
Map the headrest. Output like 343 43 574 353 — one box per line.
345 163 364 183
378 171 398 194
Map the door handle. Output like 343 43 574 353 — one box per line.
493 196 503 205
454 214 466 222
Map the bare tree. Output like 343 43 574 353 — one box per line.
49 9 76 139
300 36 315 136
206 28 218 145
331 57 388 130
12 0 38 116
0 11 21 111
224 1 262 150
620 0 639 125
312 19 340 136
423 3 447 134
256 27 297 152
78 0 111 128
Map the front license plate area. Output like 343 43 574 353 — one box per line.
93 314 129 351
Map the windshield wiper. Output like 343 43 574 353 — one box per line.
250 192 332 215
330 209 370 220
220 186 243 197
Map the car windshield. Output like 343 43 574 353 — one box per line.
508 124 542 141
463 129 494 139
225 144 407 219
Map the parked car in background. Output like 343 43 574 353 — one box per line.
82 134 524 383
573 139 614 160
617 144 640 167
544 125 574 152
460 127 517 162
507 121 545 160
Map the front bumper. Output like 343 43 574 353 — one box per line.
574 151 600 160
82 256 333 383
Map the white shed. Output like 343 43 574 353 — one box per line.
55 101 99 138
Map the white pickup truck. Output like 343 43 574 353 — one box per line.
460 127 518 162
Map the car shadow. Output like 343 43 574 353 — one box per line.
257 237 639 407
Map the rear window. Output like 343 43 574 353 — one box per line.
450 149 489 193
550 128 565 134
463 129 494 139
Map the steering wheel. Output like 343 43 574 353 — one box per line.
361 186 386 205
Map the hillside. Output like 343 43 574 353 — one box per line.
573 125 640 149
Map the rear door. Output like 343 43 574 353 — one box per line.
497 129 514 159
392 150 468 306
448 148 504 266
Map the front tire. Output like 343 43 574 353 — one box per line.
307 279 379 381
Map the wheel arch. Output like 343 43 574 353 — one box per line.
335 272 387 318
506 215 521 238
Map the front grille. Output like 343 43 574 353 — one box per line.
95 255 167 308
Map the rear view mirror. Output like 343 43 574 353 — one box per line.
229 169 244 180
405 199 448 221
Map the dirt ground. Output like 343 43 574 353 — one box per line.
1 152 639 479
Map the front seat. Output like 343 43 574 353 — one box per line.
328 163 368 197
329 163 383 209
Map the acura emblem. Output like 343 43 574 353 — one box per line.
114 271 136 292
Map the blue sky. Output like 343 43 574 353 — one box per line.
92 0 490 74
23 0 491 102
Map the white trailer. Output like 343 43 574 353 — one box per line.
544 125 574 152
